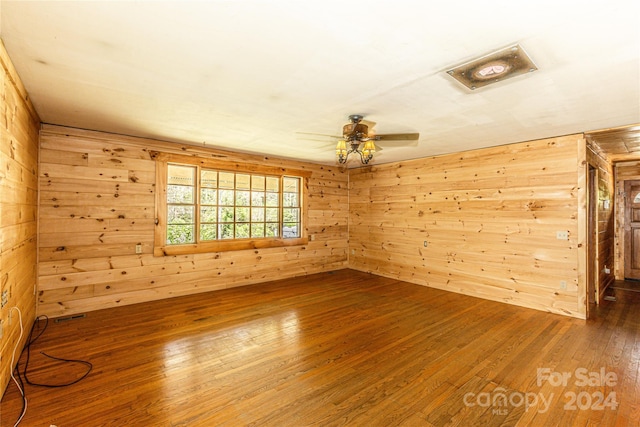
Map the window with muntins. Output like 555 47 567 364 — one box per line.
152 151 308 255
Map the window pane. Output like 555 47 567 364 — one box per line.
251 191 265 206
162 164 303 249
236 223 250 239
168 184 194 204
168 165 195 186
219 206 234 222
252 175 265 191
219 172 235 189
236 191 250 206
236 207 249 222
283 177 299 193
265 223 279 237
219 223 234 239
266 176 279 192
200 206 216 223
283 223 299 238
167 224 195 244
201 170 218 188
283 192 298 207
266 193 279 207
219 189 234 205
168 205 194 224
251 223 265 238
201 188 217 205
283 208 299 223
266 208 279 222
200 224 217 241
236 174 250 190
251 208 265 222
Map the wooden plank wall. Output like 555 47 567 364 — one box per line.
586 145 615 300
0 41 40 395
37 125 348 317
348 134 587 318
613 160 640 279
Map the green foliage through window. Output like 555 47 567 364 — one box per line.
166 166 302 245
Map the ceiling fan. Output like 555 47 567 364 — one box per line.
299 114 419 164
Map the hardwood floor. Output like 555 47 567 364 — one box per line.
1 269 639 426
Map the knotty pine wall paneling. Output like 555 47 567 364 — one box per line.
348 134 588 318
614 160 640 279
37 125 348 317
0 40 40 396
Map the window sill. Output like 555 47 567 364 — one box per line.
154 237 309 256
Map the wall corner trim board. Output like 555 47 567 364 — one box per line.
0 39 40 396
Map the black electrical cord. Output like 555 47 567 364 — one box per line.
22 315 93 387
11 314 93 426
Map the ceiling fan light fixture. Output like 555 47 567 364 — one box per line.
336 140 348 159
445 44 538 90
362 140 376 157
332 114 417 165
336 115 378 165
336 139 375 165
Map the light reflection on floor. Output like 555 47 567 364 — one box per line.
161 309 300 399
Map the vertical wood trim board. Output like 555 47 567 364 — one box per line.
0 39 40 396
37 125 349 318
348 134 586 318
576 138 587 317
585 145 615 301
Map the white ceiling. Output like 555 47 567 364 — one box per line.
1 1 639 166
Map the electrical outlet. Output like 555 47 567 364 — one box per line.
560 280 567 290
556 231 569 240
423 240 428 247
135 243 142 254
351 249 355 255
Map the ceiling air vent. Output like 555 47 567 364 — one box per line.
446 44 538 90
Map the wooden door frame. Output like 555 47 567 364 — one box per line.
623 179 640 280
586 165 597 312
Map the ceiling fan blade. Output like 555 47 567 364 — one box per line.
377 140 418 147
361 119 376 129
374 133 420 147
318 140 383 151
375 133 419 141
